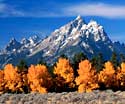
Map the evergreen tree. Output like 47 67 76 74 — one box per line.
120 53 125 63
91 53 104 72
38 58 47 66
110 52 119 69
60 54 68 59
17 59 28 72
72 52 87 77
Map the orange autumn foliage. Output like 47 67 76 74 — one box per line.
98 61 116 88
120 62 125 73
75 60 99 93
4 64 24 92
2 58 125 93
116 62 125 88
54 58 75 88
27 64 52 93
0 70 4 93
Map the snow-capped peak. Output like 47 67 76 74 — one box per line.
88 20 99 27
53 16 85 35
5 38 22 52
52 16 109 44
29 35 40 41
9 38 17 45
0 16 125 69
28 35 40 45
75 15 82 20
73 15 85 24
21 38 30 44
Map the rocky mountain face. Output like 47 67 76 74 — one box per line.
0 35 41 68
0 16 125 68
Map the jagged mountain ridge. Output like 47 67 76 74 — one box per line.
0 35 42 68
0 16 125 68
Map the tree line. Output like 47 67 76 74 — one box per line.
0 52 125 94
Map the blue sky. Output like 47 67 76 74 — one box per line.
0 0 125 48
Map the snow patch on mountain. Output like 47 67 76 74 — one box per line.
0 16 125 68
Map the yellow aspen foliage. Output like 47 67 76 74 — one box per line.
54 58 75 88
75 60 99 93
4 64 24 92
27 64 52 93
121 62 125 73
0 70 4 93
116 62 125 88
98 61 116 88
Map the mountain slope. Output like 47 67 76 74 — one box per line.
0 35 41 68
28 16 120 63
0 16 125 68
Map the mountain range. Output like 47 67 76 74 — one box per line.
0 16 125 68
